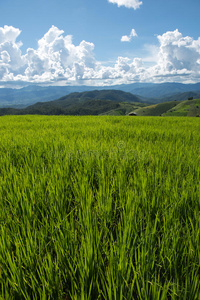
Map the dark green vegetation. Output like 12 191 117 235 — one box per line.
0 116 200 299
0 90 145 116
0 98 200 117
1 86 200 117
1 92 200 117
1 82 200 108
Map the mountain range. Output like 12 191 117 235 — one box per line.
0 89 200 117
0 90 145 116
1 82 200 108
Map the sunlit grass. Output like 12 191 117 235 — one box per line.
0 115 200 299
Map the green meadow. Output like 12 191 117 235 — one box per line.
0 115 199 299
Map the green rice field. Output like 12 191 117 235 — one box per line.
0 115 199 299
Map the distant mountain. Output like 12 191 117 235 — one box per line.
156 91 200 103
55 90 142 103
1 89 200 117
0 85 93 108
0 90 144 116
128 82 200 98
1 82 200 108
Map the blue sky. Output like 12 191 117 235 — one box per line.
0 0 200 87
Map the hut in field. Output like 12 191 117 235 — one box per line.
128 111 137 116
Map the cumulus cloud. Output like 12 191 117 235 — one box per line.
108 0 142 9
0 25 98 85
0 25 21 44
115 29 200 83
121 29 138 42
149 29 200 81
0 26 26 81
0 26 200 86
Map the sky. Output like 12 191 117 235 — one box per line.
0 0 200 87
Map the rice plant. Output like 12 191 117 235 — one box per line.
0 115 199 299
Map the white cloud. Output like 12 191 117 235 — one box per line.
0 26 200 86
0 25 97 84
0 26 26 81
108 0 142 9
99 29 200 84
121 29 138 42
121 36 131 42
149 29 200 81
0 25 21 44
